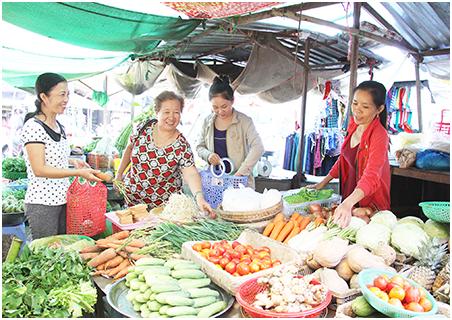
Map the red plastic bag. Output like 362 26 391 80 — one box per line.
66 177 107 236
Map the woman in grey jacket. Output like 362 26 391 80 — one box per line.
196 76 264 188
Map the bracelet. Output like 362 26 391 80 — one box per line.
194 191 204 199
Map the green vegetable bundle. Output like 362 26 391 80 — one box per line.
2 247 96 318
2 195 25 213
283 187 334 204
2 157 27 180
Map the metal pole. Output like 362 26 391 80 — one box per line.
415 56 423 132
296 38 311 184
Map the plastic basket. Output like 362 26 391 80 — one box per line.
200 169 247 209
419 201 450 223
358 268 438 318
282 189 341 216
236 276 332 318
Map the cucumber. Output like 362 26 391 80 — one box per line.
171 269 206 279
125 272 138 281
151 283 181 294
132 302 142 312
197 300 227 318
126 290 138 302
165 296 194 307
139 283 149 293
148 300 162 312
187 288 220 298
134 292 147 303
166 306 198 317
129 279 145 291
140 304 150 314
164 258 192 269
149 293 156 301
178 278 211 289
132 265 171 274
135 257 166 266
142 289 152 300
156 291 190 304
148 312 161 318
192 296 218 308
138 274 145 282
145 274 178 287
173 263 201 270
159 305 170 315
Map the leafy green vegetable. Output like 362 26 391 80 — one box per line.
2 247 96 318
284 187 334 204
2 157 26 173
423 219 449 240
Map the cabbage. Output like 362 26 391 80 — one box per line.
370 210 398 229
348 216 367 231
397 216 425 229
356 222 392 251
391 223 430 259
423 219 449 240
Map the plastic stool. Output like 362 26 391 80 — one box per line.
3 222 27 251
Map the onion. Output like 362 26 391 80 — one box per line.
308 204 322 214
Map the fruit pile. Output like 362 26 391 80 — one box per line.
192 240 281 277
368 274 433 312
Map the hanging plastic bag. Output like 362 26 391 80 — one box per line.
66 177 107 236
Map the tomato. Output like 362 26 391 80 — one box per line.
223 253 232 261
390 275 405 287
246 248 254 256
199 251 208 258
419 297 432 312
240 254 251 261
237 262 250 276
376 291 389 302
241 258 252 265
232 241 241 249
233 272 240 277
219 257 230 268
373 276 389 291
404 287 420 304
216 246 226 255
249 262 260 273
260 261 272 270
272 259 282 266
192 243 203 252
369 287 382 295
209 249 220 257
389 286 406 301
388 298 404 308
231 250 242 260
215 264 223 269
225 262 236 274
386 282 400 292
381 274 390 282
260 246 271 253
405 302 424 312
201 241 211 249
418 288 427 300
231 258 240 265
208 256 221 264
235 245 247 255
201 248 211 256
219 240 229 246
257 251 270 259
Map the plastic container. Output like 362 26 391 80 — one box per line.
358 268 438 318
419 201 450 223
282 188 341 216
236 276 332 318
105 211 158 231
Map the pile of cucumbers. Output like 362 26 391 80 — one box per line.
125 258 227 318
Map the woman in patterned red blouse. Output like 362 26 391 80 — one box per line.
115 91 214 217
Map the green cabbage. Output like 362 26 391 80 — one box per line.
370 210 398 229
423 219 449 240
356 222 392 251
397 216 425 229
391 223 430 258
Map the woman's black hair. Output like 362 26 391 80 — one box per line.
24 72 67 123
208 75 234 101
353 80 388 129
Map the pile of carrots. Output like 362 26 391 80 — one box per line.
262 212 325 244
79 230 149 280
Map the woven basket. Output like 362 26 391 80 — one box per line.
216 200 283 223
329 289 362 310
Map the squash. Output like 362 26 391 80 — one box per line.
371 242 397 265
335 259 354 281
313 237 349 268
346 245 388 273
314 268 349 296
352 296 375 317
349 274 360 289
306 253 321 270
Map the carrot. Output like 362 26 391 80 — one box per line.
80 252 99 261
97 243 121 250
105 255 125 269
114 265 132 280
314 216 325 227
124 246 140 253
96 263 107 271
126 239 146 248
94 171 113 182
117 251 128 258
79 245 101 254
276 220 294 242
108 231 130 240
87 248 117 268
91 268 113 276
96 239 124 246
284 225 300 244
130 254 150 260
298 216 311 232
296 214 304 224
273 213 285 223
262 222 275 237
269 220 285 240
290 212 300 221
108 259 130 277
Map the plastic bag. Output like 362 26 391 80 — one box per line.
66 177 107 236
416 149 450 171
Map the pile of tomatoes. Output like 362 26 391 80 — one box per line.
368 274 433 313
192 240 282 277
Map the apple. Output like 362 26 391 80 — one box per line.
404 287 420 304
388 298 404 308
419 297 433 312
373 276 389 291
405 302 424 313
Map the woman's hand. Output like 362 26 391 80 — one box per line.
77 168 102 182
207 153 221 166
305 183 322 190
115 172 124 182
195 195 216 219
332 201 353 228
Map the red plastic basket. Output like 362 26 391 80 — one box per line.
236 276 332 318
434 109 450 135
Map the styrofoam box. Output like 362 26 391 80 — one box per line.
282 189 342 217
181 229 301 295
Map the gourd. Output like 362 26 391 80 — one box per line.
351 296 375 317
346 245 388 273
349 274 360 289
335 259 354 281
313 237 349 268
371 242 397 265
313 268 349 296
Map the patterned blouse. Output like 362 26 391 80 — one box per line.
124 120 194 208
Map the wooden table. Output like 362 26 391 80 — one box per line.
390 165 450 185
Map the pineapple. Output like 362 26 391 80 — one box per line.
407 239 448 291
432 260 450 292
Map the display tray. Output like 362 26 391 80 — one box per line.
106 278 235 318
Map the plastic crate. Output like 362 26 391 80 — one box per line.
282 188 341 216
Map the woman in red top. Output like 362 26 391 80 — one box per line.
116 91 214 216
309 81 390 227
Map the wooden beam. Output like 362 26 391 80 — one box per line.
193 42 250 59
420 48 450 57
279 10 417 53
233 2 337 26
362 2 417 52
415 57 423 132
